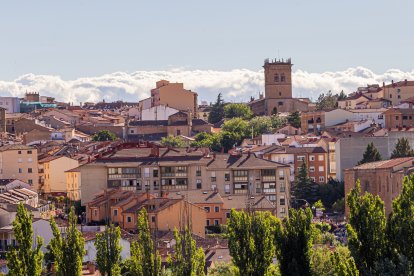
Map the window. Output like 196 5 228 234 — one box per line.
262 169 276 176
266 195 276 201
18 151 21 154
151 216 156 223
206 220 210 226
214 220 220 226
226 212 230 218
28 157 32 163
18 158 22 163
113 209 118 216
297 156 305 161
318 166 324 172
28 179 33 185
280 74 286 82
309 166 315 172
176 129 181 136
211 171 216 182
398 95 401 99
278 101 283 106
280 182 286 192
94 209 98 217
319 176 325 183
204 207 211 213
225 173 230 181
196 166 201 176
318 155 324 161
27 150 32 154
309 155 315 161
378 114 383 119
130 129 135 134
153 169 159 177
225 184 230 194
18 168 22 173
211 184 217 190
396 116 399 120
280 197 286 205
274 74 279 82
278 170 285 180
403 116 408 120
196 179 202 189
127 216 132 223
215 206 220 213
310 177 316 182
280 207 286 214
144 168 150 178
28 168 32 173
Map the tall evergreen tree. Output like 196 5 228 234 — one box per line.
346 181 387 273
49 206 85 276
275 208 313 276
95 224 122 276
168 227 205 276
287 111 301 128
126 208 162 276
358 142 382 165
387 174 414 268
292 162 317 204
390 137 414 158
6 203 44 276
208 93 225 124
227 210 280 276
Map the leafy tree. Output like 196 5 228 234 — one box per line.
160 135 186 148
190 132 222 152
49 206 85 276
311 246 359 276
221 117 250 142
248 116 273 136
357 142 382 165
387 174 414 268
219 131 239 152
93 130 117 141
95 224 122 276
346 181 387 273
126 208 161 276
270 115 288 129
275 208 313 276
390 137 414 158
317 178 344 208
168 227 205 276
6 203 44 276
331 250 359 276
332 198 345 213
287 111 301 128
227 210 280 275
224 103 253 120
208 262 239 276
316 91 338 110
292 162 318 204
313 200 325 210
208 93 225 124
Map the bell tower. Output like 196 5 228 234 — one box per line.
263 58 293 99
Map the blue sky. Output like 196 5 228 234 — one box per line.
1 1 413 80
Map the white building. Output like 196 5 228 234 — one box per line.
141 105 179 121
0 97 20 113
84 236 131 263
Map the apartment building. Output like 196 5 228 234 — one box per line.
0 145 38 190
0 97 20 113
383 80 414 106
66 167 81 201
79 146 291 218
384 107 414 128
38 156 79 195
344 157 414 216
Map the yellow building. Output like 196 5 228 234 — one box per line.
66 167 81 201
383 80 414 106
0 145 38 190
38 156 79 195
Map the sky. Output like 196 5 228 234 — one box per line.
0 1 413 103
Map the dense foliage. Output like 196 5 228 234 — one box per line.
224 103 253 120
93 130 117 141
160 135 186 147
358 142 382 165
390 137 414 158
95 224 122 276
208 93 225 124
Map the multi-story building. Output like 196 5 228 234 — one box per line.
0 145 38 190
383 80 414 106
79 146 291 219
65 167 81 201
38 156 79 195
344 157 414 216
249 58 310 115
0 97 20 113
383 107 414 128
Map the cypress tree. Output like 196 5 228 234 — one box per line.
390 137 414 158
358 142 382 165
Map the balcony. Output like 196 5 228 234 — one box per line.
108 173 141 180
162 184 187 190
262 175 276 181
233 176 248 182
234 189 248 194
161 172 187 178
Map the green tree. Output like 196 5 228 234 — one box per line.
49 206 85 276
275 208 313 276
227 210 280 276
292 162 318 204
190 132 222 152
160 135 186 148
224 103 253 120
95 225 122 276
387 174 414 268
390 137 414 158
337 90 347 101
357 142 382 165
6 203 44 276
316 178 344 209
287 111 301 128
93 130 117 141
219 131 239 152
311 246 359 276
346 181 387 273
331 250 359 276
270 115 288 129
208 93 225 124
126 208 161 276
221 117 250 142
208 262 239 276
248 116 273 136
168 227 205 276
316 91 338 110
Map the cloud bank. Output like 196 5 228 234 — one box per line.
0 67 413 105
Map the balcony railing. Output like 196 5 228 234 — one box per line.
161 172 187 178
262 176 276 181
108 174 141 180
234 189 248 194
233 176 248 182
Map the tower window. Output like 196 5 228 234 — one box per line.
274 74 279 82
281 74 286 82
279 92 282 96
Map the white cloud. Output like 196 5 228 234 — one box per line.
0 67 413 104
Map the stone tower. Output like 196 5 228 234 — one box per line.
263 58 293 99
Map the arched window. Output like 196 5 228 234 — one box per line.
274 74 279 82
